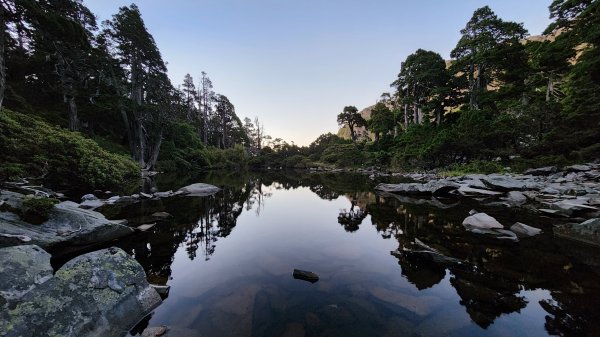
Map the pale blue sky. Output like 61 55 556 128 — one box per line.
85 0 552 145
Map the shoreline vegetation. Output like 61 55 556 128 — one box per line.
0 2 598 191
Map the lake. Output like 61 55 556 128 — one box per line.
100 171 600 337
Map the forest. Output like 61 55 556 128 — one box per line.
0 0 599 190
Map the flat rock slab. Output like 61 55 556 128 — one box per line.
0 196 133 249
176 183 221 197
375 181 459 196
0 246 162 337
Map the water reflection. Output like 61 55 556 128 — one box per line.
105 171 600 336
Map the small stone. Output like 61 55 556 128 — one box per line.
293 269 319 283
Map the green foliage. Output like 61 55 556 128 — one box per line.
21 197 59 224
320 144 366 167
0 110 139 189
442 161 506 176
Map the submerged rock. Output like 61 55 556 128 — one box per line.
293 269 319 283
176 183 221 196
0 246 162 337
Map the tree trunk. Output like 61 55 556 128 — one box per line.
0 4 6 111
67 95 78 131
404 104 408 130
413 104 418 124
145 127 163 171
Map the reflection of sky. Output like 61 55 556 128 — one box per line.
86 0 552 146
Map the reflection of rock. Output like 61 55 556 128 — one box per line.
555 218 600 247
451 275 527 329
369 286 442 316
379 191 460 209
0 246 162 337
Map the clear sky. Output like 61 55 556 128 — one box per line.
84 0 552 146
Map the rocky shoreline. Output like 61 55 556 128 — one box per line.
0 182 221 337
375 163 600 246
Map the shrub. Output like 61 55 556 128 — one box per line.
0 110 140 190
21 197 59 224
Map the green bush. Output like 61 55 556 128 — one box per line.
320 144 366 167
21 197 59 224
0 110 140 189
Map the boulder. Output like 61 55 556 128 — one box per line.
81 193 98 201
504 191 527 206
462 212 503 230
510 222 542 237
176 183 221 197
0 245 53 308
0 193 133 249
524 166 558 176
375 180 459 196
0 247 162 337
293 269 319 283
569 218 600 235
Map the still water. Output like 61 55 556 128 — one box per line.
101 171 600 337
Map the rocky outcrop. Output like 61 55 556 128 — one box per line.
0 246 162 337
0 192 133 249
375 181 459 195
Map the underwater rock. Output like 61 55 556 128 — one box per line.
293 269 319 283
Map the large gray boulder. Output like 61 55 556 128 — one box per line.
462 212 503 230
0 245 53 308
0 192 133 249
375 180 459 195
0 246 162 337
176 183 221 196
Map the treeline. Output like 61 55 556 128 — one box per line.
330 2 599 170
0 1 269 184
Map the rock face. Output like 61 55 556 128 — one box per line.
176 183 221 196
0 246 162 337
375 181 459 195
0 194 133 249
0 245 53 307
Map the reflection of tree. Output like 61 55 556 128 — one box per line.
110 176 272 283
365 192 600 334
337 195 367 232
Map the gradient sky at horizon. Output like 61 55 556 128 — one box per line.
85 0 552 146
